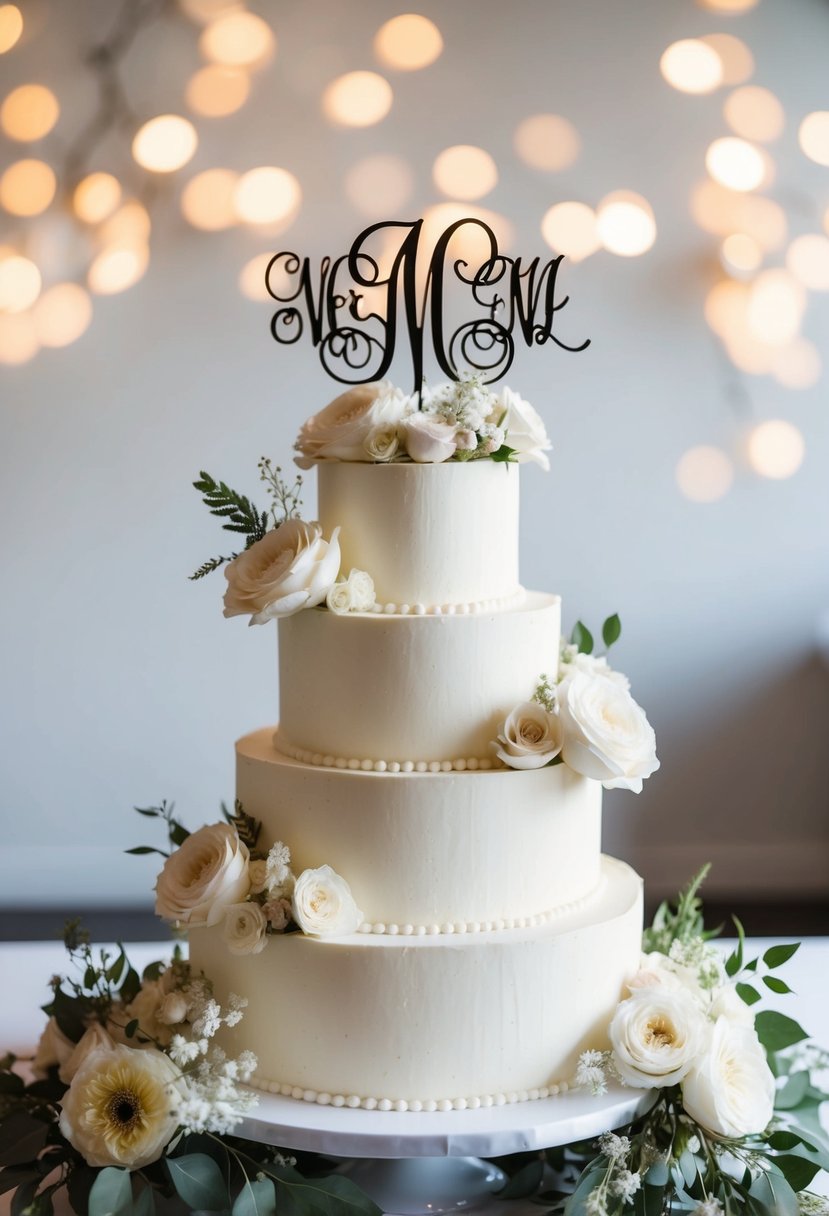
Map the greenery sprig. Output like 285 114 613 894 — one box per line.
125 800 190 860
570 614 622 656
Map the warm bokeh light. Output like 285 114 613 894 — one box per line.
747 420 805 479
705 136 765 191
132 115 198 173
676 446 734 503
0 311 37 364
199 11 275 69
344 154 413 218
185 64 250 117
772 338 822 390
746 269 806 346
720 233 763 277
0 252 40 312
181 168 239 230
432 145 498 201
723 86 784 143
239 252 273 302
88 244 149 295
0 5 22 54
698 34 753 86
0 158 56 216
786 233 829 292
798 112 829 167
322 71 393 127
1 84 59 141
73 172 122 225
32 282 93 347
596 190 656 257
100 200 151 245
704 280 749 337
373 14 443 71
659 39 722 94
690 180 787 249
541 201 600 262
179 0 238 24
697 0 758 10
234 166 301 226
513 113 580 172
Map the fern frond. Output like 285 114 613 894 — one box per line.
221 799 261 850
189 555 234 581
194 471 268 546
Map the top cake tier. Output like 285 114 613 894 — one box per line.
317 460 520 611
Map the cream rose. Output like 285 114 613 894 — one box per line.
494 387 552 470
59 1023 116 1084
610 987 707 1088
708 983 755 1028
326 568 376 614
493 701 562 770
295 382 413 466
560 652 630 690
155 823 250 928
125 978 188 1047
292 865 362 937
363 424 401 462
558 671 659 792
59 1043 181 1170
399 413 458 463
222 901 269 955
32 1016 75 1079
248 858 269 895
223 519 341 625
682 1018 775 1138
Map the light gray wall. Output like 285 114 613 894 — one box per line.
2 0 828 909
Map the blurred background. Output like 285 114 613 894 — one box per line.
1 0 828 937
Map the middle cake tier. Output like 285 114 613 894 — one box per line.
277 591 561 764
239 728 602 929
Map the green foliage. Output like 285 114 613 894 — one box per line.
222 799 262 851
258 457 303 528
642 864 712 955
570 620 594 654
490 443 518 464
190 469 269 581
167 1152 227 1210
127 800 190 860
755 1010 808 1053
601 613 622 649
87 1167 132 1216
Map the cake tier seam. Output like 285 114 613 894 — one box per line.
362 586 526 617
248 1076 575 1112
275 732 498 772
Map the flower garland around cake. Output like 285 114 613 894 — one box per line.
492 615 660 793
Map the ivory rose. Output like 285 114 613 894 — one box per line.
222 902 269 955
610 987 706 1088
493 701 562 770
560 651 630 690
363 424 401 462
59 1023 116 1084
494 387 552 470
682 1018 775 1138
327 568 376 614
125 977 188 1047
155 823 250 928
399 413 458 463
558 670 659 792
294 382 413 466
32 1016 75 1078
292 865 362 937
223 520 341 625
59 1043 181 1170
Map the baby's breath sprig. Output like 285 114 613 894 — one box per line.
533 673 557 713
258 457 303 528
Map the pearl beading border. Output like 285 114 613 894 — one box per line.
354 876 603 937
250 1076 574 1113
360 587 526 617
276 734 495 774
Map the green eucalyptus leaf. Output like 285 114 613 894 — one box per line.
132 1187 156 1216
769 1155 820 1195
763 975 793 995
725 915 745 977
124 1019 139 1039
498 1159 544 1198
87 1167 133 1216
66 1165 99 1213
763 943 800 970
679 1150 698 1189
232 1177 276 1216
736 982 761 1006
749 1167 799 1216
644 1162 669 1187
769 1131 808 1151
562 1168 605 1216
755 1010 808 1053
571 621 594 655
601 613 621 648
167 1153 228 1211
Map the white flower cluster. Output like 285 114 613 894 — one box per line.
326 568 376 615
293 377 552 469
493 649 658 793
605 944 775 1140
155 823 362 954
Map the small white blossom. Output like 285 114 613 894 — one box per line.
599 1132 631 1162
266 841 292 892
611 1170 641 1204
585 1191 609 1216
576 1050 609 1095
693 1200 725 1216
237 1050 258 1081
190 998 222 1040
169 1034 201 1066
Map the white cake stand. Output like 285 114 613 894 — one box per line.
238 1086 652 1215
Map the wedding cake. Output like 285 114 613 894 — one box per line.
177 378 658 1114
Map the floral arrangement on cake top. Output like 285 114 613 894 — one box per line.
493 614 660 793
293 374 552 468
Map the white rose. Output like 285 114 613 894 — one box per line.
59 1022 115 1084
59 1043 181 1170
155 823 250 928
399 413 458 463
295 381 413 466
32 1016 75 1078
158 991 189 1027
558 671 659 792
125 978 176 1046
454 428 478 452
682 1018 775 1138
327 568 376 615
493 701 562 770
222 901 269 955
292 865 362 937
560 652 630 690
223 519 341 625
610 987 707 1088
494 387 552 470
248 858 269 894
708 983 756 1029
363 424 400 462
628 952 705 1004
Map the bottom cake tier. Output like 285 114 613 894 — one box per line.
189 856 642 1111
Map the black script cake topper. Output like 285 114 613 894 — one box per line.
265 217 590 395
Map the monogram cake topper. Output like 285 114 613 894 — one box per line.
265 217 590 395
